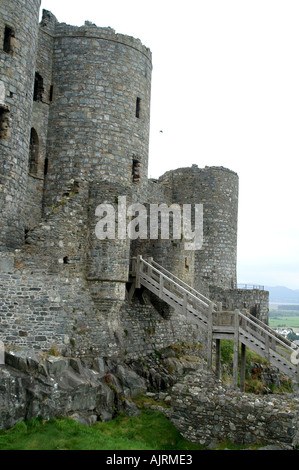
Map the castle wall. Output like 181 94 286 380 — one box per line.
0 252 202 357
171 370 299 448
210 286 269 324
86 181 132 301
0 0 41 250
23 179 90 277
24 10 57 230
158 165 239 294
132 179 195 287
43 22 152 212
0 5 269 364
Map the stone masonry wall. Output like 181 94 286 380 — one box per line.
0 182 203 357
0 257 202 359
210 286 269 324
0 0 41 250
159 166 239 294
171 368 299 448
43 20 152 212
86 181 132 301
25 10 57 230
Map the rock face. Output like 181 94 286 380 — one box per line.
3 346 298 450
128 345 203 392
0 349 146 430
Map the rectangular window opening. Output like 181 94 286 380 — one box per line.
132 159 141 183
136 97 141 118
3 26 14 55
34 73 44 102
44 157 49 176
0 107 9 140
49 85 54 102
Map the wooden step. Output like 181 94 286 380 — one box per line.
137 256 298 381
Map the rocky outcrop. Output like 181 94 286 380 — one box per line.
127 345 204 392
0 349 146 430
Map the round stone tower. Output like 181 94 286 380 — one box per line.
158 165 239 295
0 0 41 250
44 21 152 210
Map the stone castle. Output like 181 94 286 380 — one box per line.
0 1 269 359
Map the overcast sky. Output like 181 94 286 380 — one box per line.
40 0 299 289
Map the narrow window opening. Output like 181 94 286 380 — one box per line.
33 73 44 102
72 181 79 194
3 26 14 55
43 157 49 176
135 97 141 118
63 256 69 264
29 128 39 175
132 159 141 183
49 85 54 102
0 107 10 140
24 228 30 244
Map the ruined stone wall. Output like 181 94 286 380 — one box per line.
142 166 239 298
132 178 196 288
0 0 41 250
43 21 152 212
171 369 299 448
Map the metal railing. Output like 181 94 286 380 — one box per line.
237 283 265 290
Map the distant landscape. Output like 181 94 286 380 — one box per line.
266 285 299 304
265 286 299 333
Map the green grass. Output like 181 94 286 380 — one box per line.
220 339 268 366
0 410 205 451
269 316 299 330
269 310 299 331
219 339 294 393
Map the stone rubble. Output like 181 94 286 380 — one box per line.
169 367 299 449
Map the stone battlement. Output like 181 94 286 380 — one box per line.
54 21 152 60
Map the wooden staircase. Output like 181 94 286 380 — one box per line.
132 255 299 390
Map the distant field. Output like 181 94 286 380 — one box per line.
269 309 299 331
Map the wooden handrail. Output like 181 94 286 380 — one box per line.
135 255 299 378
240 308 297 350
150 258 212 305
139 256 215 312
238 310 297 356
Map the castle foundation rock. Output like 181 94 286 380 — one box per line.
0 349 146 430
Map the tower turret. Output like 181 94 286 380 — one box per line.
43 22 152 211
156 165 239 295
0 0 41 250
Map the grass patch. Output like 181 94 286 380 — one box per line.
0 410 205 451
213 438 266 450
219 340 292 393
269 310 299 331
220 340 268 366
